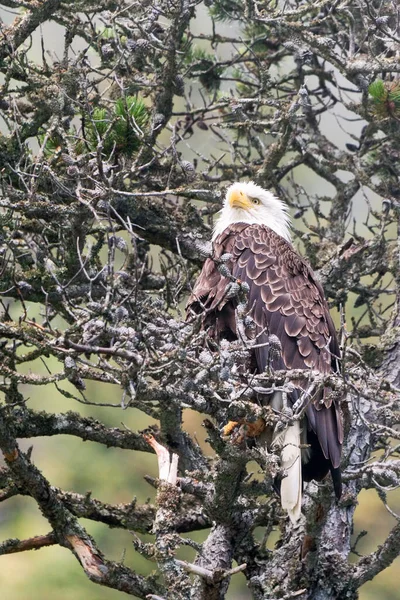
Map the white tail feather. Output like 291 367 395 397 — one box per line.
271 392 302 523
278 422 302 523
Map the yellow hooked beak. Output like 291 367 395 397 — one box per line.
228 188 252 210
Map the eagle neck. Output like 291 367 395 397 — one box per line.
213 219 292 243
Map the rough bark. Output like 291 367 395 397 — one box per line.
0 0 400 598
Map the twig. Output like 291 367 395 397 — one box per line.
0 532 57 555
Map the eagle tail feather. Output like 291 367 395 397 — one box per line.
330 465 342 499
274 421 302 523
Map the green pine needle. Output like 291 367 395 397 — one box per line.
84 96 148 157
369 79 400 118
368 80 386 101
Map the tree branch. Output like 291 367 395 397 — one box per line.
0 532 57 555
0 409 161 598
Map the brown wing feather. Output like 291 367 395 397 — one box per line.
187 223 249 339
187 223 342 491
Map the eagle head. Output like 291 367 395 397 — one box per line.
213 181 291 242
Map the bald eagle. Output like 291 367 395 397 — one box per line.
187 181 343 522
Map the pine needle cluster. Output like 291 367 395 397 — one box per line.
369 79 400 119
83 96 149 157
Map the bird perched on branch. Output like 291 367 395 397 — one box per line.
187 181 343 523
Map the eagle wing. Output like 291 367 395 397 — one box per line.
188 223 343 486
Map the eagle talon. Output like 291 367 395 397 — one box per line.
244 417 266 437
221 418 266 443
221 420 240 438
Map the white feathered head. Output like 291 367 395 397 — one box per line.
213 181 291 242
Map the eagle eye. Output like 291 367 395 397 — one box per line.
252 198 260 205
